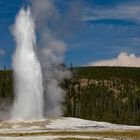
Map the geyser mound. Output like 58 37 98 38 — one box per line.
11 8 44 120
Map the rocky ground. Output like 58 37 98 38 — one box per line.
0 117 140 140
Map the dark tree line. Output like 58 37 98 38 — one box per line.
63 67 140 125
0 70 13 99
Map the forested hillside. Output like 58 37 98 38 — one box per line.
0 67 140 125
63 67 140 125
0 70 13 120
0 70 13 99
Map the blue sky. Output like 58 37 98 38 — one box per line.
0 0 140 68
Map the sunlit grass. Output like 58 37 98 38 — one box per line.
0 130 140 139
58 138 97 140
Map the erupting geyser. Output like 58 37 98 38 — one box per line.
11 8 44 120
11 0 71 120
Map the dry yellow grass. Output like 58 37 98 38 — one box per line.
0 130 139 139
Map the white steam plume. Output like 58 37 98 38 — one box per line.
11 8 44 120
29 0 71 118
88 52 140 67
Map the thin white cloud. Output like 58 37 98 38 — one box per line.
82 2 140 23
0 49 6 57
88 52 140 67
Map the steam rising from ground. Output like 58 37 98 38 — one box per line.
12 8 44 120
88 52 140 67
29 0 71 118
11 0 71 120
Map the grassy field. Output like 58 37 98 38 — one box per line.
0 130 140 139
